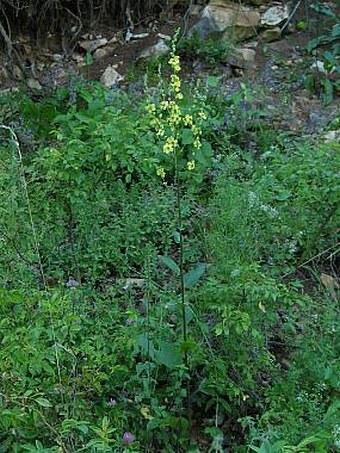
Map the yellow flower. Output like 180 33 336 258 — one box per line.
183 115 193 126
170 75 181 92
141 405 154 420
169 101 180 114
156 167 166 179
198 111 207 120
187 160 195 170
146 103 156 114
191 125 201 136
163 136 178 154
160 100 169 111
156 127 165 137
169 113 181 126
193 138 201 149
169 54 181 73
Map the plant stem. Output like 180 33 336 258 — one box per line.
174 151 191 421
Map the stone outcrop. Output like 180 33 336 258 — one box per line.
189 4 261 41
189 0 290 44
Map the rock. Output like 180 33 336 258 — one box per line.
0 87 20 94
108 35 119 45
0 66 10 80
189 5 260 42
156 33 171 41
12 65 25 80
100 65 124 88
52 53 63 62
79 38 108 53
117 278 145 290
228 47 256 69
243 41 259 50
94 46 115 60
320 272 339 301
136 39 170 61
324 130 340 143
261 27 282 42
261 5 289 26
72 53 84 64
189 4 203 16
130 32 150 40
27 78 42 90
311 60 336 74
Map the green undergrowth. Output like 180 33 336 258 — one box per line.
0 67 339 452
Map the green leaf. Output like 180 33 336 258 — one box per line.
310 2 338 19
323 399 340 423
173 231 181 244
307 37 322 52
274 191 292 201
184 262 206 289
207 76 220 87
196 141 213 166
86 52 94 66
159 255 180 275
181 128 194 145
320 77 334 105
155 341 182 368
35 397 53 408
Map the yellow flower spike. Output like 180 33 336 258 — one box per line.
198 111 207 120
187 160 195 171
170 75 181 92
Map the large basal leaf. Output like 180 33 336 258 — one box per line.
184 262 207 289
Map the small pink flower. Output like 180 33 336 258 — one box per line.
122 432 134 444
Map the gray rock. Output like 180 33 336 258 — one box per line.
324 130 340 142
136 39 170 61
260 27 282 42
189 5 260 42
27 78 42 90
228 48 256 69
261 5 289 26
72 53 85 64
100 66 124 88
94 46 115 60
52 53 63 62
79 38 108 53
12 65 25 80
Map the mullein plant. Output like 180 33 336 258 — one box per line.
145 33 212 420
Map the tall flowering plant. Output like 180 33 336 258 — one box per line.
144 34 213 421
